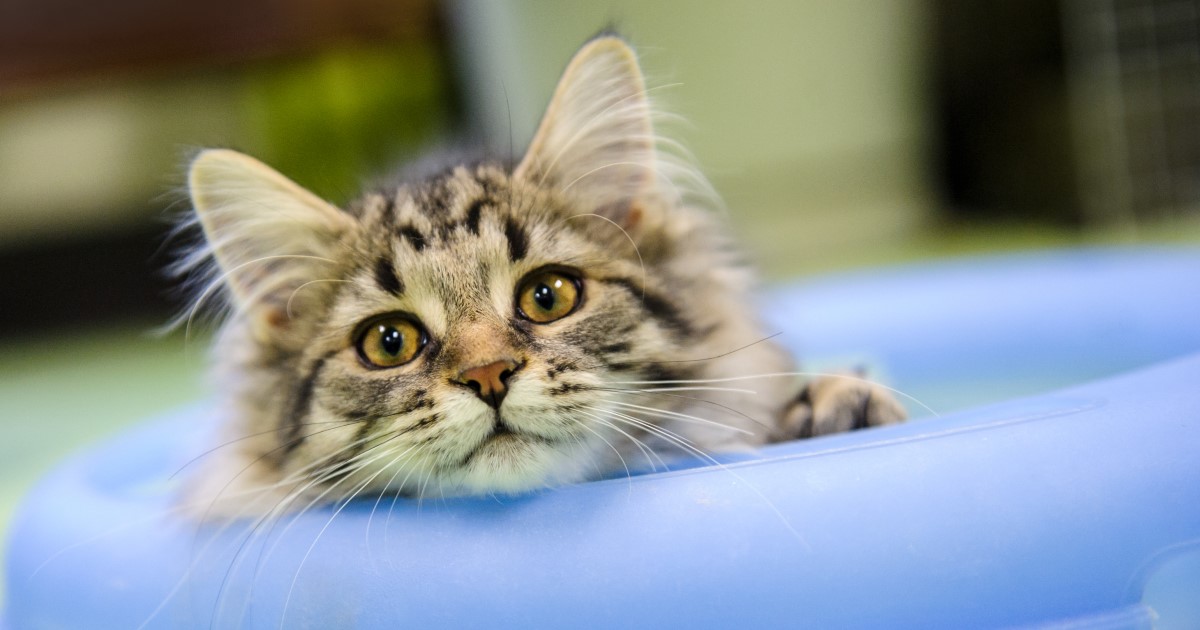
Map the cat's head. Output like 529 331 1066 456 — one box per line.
181 36 780 515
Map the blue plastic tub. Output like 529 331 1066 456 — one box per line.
6 248 1200 628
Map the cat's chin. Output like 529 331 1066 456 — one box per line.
447 432 585 496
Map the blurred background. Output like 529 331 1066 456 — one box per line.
2 0 1199 590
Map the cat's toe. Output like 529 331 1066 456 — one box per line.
786 377 906 438
857 384 906 429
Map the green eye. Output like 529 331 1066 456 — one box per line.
517 270 582 323
356 316 426 368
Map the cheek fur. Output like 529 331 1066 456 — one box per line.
316 356 433 417
182 37 835 520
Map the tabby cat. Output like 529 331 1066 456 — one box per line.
178 35 905 519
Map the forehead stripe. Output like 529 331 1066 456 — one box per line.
465 198 486 235
504 217 528 261
374 256 404 295
600 276 694 337
399 224 427 251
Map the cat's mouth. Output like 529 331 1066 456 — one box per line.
458 417 559 467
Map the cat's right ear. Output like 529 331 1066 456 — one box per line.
187 149 355 338
514 36 656 229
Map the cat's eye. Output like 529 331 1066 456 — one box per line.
355 316 426 368
517 270 583 324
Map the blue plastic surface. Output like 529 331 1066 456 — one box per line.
6 248 1200 628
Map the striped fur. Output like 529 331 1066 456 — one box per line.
176 36 903 519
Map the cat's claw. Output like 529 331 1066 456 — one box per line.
782 376 907 438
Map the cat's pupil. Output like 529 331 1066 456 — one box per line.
379 326 404 356
533 283 556 311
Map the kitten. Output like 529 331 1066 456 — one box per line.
177 35 905 519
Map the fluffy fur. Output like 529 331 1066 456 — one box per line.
177 36 904 520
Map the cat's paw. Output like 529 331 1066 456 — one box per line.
781 376 906 438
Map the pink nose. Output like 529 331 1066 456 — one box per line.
456 359 519 408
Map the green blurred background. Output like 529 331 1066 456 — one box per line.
2 0 1199 600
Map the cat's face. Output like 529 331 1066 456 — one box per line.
272 164 691 497
181 36 771 512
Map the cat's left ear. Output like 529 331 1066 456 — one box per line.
187 149 356 339
515 36 656 228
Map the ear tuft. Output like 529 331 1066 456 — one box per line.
515 37 656 223
186 149 355 337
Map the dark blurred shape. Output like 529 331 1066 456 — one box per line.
1064 0 1200 224
930 0 1081 224
0 224 174 332
0 0 441 95
931 0 1200 226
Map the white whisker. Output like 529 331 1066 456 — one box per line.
611 371 940 418
621 386 758 394
181 254 337 343
573 416 635 490
578 408 665 472
567 212 646 301
602 410 811 551
285 278 355 319
278 455 401 629
601 388 772 430
603 400 754 436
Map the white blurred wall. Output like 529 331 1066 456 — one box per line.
449 0 934 274
0 79 244 245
